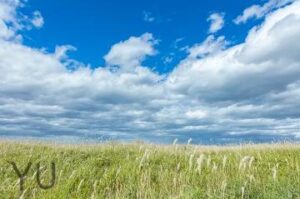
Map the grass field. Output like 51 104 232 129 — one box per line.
0 141 299 198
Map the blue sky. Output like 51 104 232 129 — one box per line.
1 0 300 144
22 0 260 72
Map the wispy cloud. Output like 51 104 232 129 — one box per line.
143 11 155 22
31 11 44 28
234 0 294 24
207 12 225 33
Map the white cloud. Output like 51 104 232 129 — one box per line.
1 0 300 143
31 11 44 28
207 12 225 33
234 0 294 24
104 33 157 71
169 0 300 101
0 0 21 40
0 0 44 41
187 35 227 59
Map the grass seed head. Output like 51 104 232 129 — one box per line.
189 154 195 171
196 154 205 174
222 155 228 169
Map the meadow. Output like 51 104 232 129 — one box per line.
0 141 299 198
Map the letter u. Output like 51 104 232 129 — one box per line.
36 162 56 189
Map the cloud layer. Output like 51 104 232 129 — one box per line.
1 0 300 144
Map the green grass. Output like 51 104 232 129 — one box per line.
0 141 299 198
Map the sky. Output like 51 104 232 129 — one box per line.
0 0 300 144
19 0 262 72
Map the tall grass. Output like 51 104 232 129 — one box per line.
0 141 299 198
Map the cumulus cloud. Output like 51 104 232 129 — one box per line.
104 33 157 71
166 0 300 140
1 0 300 143
234 0 294 24
207 12 225 33
170 1 300 100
